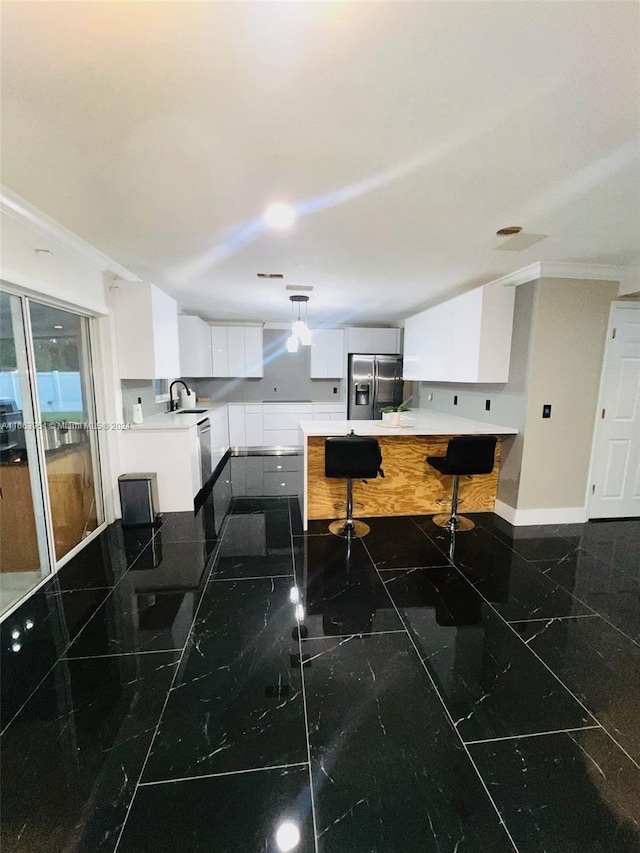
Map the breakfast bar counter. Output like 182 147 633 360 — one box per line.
299 410 517 529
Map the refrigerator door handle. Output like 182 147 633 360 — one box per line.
373 358 379 414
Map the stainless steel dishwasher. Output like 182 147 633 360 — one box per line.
197 418 212 488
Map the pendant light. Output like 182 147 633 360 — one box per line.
287 294 312 351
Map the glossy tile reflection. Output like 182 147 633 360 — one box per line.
383 568 593 742
514 614 640 762
1 652 179 853
213 511 294 579
118 765 315 853
536 550 640 643
142 577 307 782
470 730 640 853
303 633 514 852
2 459 639 853
66 540 213 657
1 585 112 730
294 533 403 637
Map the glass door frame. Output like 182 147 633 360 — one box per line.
1 281 108 610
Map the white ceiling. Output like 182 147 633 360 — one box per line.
1 1 639 325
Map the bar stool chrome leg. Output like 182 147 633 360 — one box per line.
433 474 475 531
329 477 370 538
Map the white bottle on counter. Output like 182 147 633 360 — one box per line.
132 397 144 424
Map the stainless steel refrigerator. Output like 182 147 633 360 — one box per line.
347 354 404 420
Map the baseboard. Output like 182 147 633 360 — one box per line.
494 500 588 526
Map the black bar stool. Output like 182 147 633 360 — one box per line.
426 435 497 531
325 431 384 538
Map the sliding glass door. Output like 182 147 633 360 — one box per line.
0 286 104 616
0 291 50 613
29 301 103 561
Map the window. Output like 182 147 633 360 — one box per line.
155 378 170 403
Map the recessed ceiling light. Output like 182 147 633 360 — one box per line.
285 284 313 292
263 203 296 230
496 226 523 236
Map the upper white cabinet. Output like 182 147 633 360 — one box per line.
211 326 264 378
346 327 400 354
310 329 345 378
403 283 515 383
179 315 213 377
113 281 180 379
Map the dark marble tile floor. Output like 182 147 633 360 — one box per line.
1 458 639 853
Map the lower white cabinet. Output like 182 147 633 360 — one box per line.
245 405 264 446
119 425 200 513
263 403 313 447
209 406 229 474
227 402 346 448
228 404 246 447
312 403 347 421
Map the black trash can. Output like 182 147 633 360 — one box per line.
118 472 160 526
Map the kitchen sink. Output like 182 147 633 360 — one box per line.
168 408 209 414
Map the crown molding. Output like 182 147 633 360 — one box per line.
0 186 139 281
489 261 626 288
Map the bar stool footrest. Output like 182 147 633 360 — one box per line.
329 518 370 539
432 513 475 531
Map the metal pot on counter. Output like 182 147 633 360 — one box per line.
42 423 61 450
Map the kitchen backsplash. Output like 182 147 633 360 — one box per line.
121 380 170 422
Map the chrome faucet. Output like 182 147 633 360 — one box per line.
169 380 190 412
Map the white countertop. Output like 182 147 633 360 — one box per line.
127 404 225 431
299 409 518 437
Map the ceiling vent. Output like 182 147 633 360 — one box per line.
257 273 283 279
494 232 548 252
285 284 314 292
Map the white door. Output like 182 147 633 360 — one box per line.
589 303 640 518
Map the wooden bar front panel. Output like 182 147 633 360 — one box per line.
307 435 501 520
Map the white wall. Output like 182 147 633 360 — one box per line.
1 208 110 312
517 277 619 512
619 266 640 297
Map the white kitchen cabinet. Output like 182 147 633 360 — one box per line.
263 403 312 447
403 300 453 382
346 327 400 354
179 315 213 377
119 425 200 512
113 280 181 379
244 327 264 378
211 326 264 378
310 329 345 378
209 406 230 474
227 403 263 449
402 283 514 383
245 404 264 446
227 404 246 447
447 283 514 382
211 326 230 376
312 403 347 420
